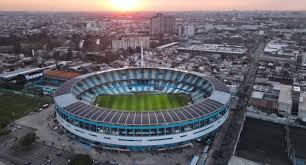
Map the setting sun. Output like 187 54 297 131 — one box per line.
110 0 140 11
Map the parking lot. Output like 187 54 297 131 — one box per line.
15 104 87 153
3 142 72 165
0 123 73 165
11 104 206 165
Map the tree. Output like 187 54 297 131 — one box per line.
69 154 92 165
19 132 36 146
71 34 82 50
67 48 73 61
14 42 21 54
15 74 27 86
0 128 10 136
83 35 94 51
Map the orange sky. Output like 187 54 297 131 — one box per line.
0 0 305 11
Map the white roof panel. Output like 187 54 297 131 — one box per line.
55 94 78 108
210 91 231 105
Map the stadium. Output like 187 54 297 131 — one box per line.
54 68 231 151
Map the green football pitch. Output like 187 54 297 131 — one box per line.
95 93 191 112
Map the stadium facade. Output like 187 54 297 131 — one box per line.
54 68 231 151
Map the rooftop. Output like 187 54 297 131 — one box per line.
228 156 261 165
0 68 43 79
156 42 179 50
293 86 301 92
177 44 247 55
298 93 306 121
70 63 92 70
251 91 264 99
278 85 292 104
45 70 81 80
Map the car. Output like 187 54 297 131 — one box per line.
43 104 49 109
196 138 202 142
110 160 118 165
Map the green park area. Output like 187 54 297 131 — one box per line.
0 92 51 135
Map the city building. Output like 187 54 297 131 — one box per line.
179 25 195 37
298 92 306 122
150 13 176 35
30 70 82 95
292 86 301 115
297 53 306 71
262 40 300 63
248 83 305 116
112 37 150 51
54 68 230 151
0 68 45 84
249 84 279 113
278 85 293 115
85 21 99 31
177 44 247 57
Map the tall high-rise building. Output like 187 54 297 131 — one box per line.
150 13 176 35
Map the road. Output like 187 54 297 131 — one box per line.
205 40 265 165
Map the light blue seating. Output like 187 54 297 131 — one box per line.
74 69 214 104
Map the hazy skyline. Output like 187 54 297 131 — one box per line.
0 0 306 11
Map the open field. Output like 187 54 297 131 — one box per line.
95 93 191 112
0 93 50 129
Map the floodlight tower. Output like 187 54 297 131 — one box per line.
140 42 144 68
32 49 38 67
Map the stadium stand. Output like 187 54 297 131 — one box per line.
54 68 231 151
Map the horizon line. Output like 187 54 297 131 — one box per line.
0 9 306 13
